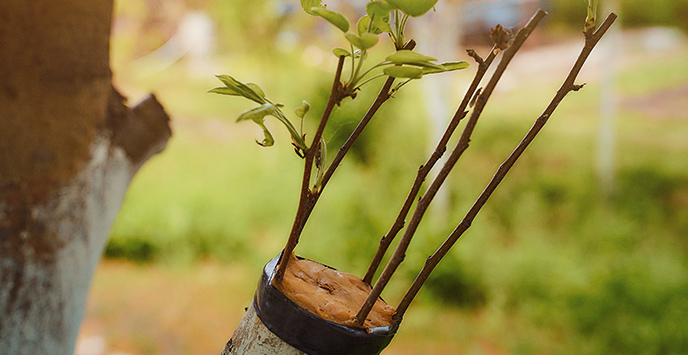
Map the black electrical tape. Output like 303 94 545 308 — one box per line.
253 254 399 355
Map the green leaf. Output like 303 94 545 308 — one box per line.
386 50 437 64
385 50 444 70
332 47 352 57
301 0 324 15
383 66 424 79
246 83 266 99
357 15 388 35
311 8 350 32
366 2 394 32
295 100 310 119
367 2 395 17
421 61 470 74
236 104 278 147
236 103 276 123
345 32 379 50
385 0 439 17
213 75 266 104
357 16 374 35
255 122 275 147
208 86 242 96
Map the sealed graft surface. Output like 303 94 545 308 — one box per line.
274 253 395 329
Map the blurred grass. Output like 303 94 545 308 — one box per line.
91 2 688 354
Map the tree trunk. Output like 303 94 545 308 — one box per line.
0 1 171 354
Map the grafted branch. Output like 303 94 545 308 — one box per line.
394 11 619 321
362 45 498 285
354 9 549 326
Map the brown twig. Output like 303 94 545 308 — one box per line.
275 41 417 281
321 40 417 189
275 76 398 276
354 9 549 327
275 55 346 281
393 12 618 322
362 45 498 285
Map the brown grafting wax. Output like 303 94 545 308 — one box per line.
273 254 395 329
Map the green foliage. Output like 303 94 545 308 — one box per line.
420 253 487 309
209 75 308 154
620 0 688 31
104 236 157 263
300 0 325 15
344 32 379 50
422 61 470 75
547 0 688 32
383 66 424 79
209 75 267 104
310 8 350 33
385 0 439 17
385 50 439 67
210 0 468 156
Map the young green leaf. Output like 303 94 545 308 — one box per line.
366 2 394 31
213 75 266 104
332 47 352 57
345 32 379 50
311 8 350 33
236 103 276 123
301 0 324 15
255 122 275 147
383 66 424 79
385 50 443 70
208 86 243 96
236 104 278 147
295 100 311 119
385 0 439 17
366 2 395 18
421 61 469 74
246 83 266 99
386 50 437 64
357 16 384 35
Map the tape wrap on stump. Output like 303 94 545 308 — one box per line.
253 255 399 355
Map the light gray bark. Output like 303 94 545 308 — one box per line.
0 94 170 355
222 303 305 355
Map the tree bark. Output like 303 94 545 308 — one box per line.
0 1 171 354
222 304 305 355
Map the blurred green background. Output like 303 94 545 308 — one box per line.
77 0 688 354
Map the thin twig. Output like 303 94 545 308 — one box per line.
275 55 346 281
274 41 417 281
394 12 618 321
275 76 398 262
362 45 498 285
323 40 416 190
354 9 549 327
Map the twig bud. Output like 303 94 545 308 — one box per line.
490 24 510 51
